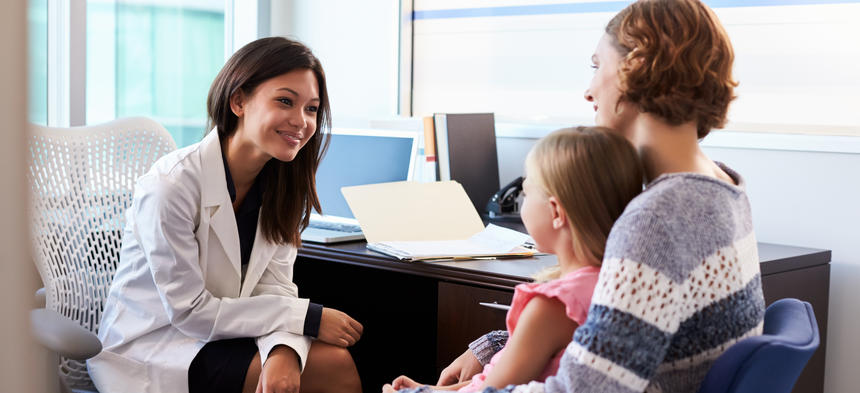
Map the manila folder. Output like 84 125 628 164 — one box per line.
341 181 485 243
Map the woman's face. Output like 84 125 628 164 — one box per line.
233 69 319 164
585 34 636 136
520 174 556 254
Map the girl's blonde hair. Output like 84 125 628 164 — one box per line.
528 127 643 281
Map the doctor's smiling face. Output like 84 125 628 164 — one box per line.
230 69 319 164
206 37 330 246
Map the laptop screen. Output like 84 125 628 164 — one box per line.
314 129 418 219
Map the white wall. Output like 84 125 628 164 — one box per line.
0 0 50 392
269 0 400 125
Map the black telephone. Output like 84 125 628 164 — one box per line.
486 176 524 221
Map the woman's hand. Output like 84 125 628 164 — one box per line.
318 307 363 347
436 349 482 386
256 346 302 393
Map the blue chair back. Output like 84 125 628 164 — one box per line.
697 298 819 393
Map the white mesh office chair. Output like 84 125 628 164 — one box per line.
28 117 177 392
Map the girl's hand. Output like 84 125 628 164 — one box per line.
391 375 422 390
255 346 302 393
437 349 482 385
318 307 363 347
383 376 465 392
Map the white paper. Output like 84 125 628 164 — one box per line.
468 224 531 251
368 224 535 261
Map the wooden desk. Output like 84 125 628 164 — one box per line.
294 242 829 393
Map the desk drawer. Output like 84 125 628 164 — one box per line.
437 281 513 373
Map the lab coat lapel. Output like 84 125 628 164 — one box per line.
199 131 242 278
241 215 276 297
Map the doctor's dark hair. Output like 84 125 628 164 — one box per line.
206 37 330 246
606 0 737 139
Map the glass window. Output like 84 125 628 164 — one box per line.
87 0 225 147
29 0 48 125
410 0 860 138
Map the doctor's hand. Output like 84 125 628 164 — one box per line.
318 307 363 347
256 345 301 393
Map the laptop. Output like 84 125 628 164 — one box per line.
301 128 418 243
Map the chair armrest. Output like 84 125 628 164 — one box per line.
30 308 102 360
35 287 45 308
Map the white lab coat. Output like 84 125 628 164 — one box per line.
88 131 312 393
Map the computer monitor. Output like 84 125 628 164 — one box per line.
434 113 500 214
313 128 418 220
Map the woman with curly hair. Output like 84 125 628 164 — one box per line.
396 1 765 392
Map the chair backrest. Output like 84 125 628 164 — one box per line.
697 298 820 393
28 117 176 390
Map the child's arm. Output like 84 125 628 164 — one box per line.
480 295 578 390
385 375 470 392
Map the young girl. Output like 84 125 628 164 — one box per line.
88 37 363 393
384 127 644 392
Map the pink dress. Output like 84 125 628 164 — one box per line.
458 265 600 393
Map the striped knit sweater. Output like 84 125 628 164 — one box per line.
402 164 765 393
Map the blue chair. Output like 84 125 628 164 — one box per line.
697 298 820 393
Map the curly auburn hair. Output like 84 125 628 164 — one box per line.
606 0 738 138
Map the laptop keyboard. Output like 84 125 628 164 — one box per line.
308 220 362 233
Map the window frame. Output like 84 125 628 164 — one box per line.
46 0 260 128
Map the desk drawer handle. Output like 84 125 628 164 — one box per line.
479 302 511 311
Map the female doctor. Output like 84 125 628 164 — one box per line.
87 37 363 393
